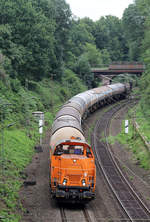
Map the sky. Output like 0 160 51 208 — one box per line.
66 0 134 21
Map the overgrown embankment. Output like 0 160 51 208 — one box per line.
110 99 150 170
0 71 87 222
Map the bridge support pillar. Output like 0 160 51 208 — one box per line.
99 75 115 85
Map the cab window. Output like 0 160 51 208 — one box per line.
86 147 93 158
54 144 83 155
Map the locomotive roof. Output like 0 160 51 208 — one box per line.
54 139 91 148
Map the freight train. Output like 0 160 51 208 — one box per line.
49 83 131 203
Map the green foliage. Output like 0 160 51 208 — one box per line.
134 105 150 141
44 111 54 126
62 69 87 97
131 0 150 116
0 53 12 86
0 0 150 218
74 55 93 88
101 49 111 64
0 0 56 81
0 70 86 220
52 0 72 57
135 0 150 16
113 111 150 170
0 128 37 221
69 19 94 57
83 43 103 66
113 74 139 86
122 3 145 61
0 0 73 83
93 15 126 61
10 78 21 93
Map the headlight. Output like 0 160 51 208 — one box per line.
82 179 86 186
63 179 67 185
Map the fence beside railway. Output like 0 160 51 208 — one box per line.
132 120 150 152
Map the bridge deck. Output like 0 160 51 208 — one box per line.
91 68 145 75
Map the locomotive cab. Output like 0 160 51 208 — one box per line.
50 139 96 202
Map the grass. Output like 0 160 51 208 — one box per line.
0 127 38 221
0 108 59 221
134 104 150 141
0 109 58 221
109 107 150 170
0 73 87 221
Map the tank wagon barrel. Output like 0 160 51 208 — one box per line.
49 83 130 203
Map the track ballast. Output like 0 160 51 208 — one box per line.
92 100 150 222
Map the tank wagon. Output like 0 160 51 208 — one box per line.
49 83 131 202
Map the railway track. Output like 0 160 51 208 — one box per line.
60 205 93 222
92 100 150 222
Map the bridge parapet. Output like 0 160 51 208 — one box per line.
91 62 145 76
109 62 145 70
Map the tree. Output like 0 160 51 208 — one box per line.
68 20 94 57
101 49 111 64
122 4 145 61
93 16 127 61
0 0 57 82
75 55 93 88
83 43 103 66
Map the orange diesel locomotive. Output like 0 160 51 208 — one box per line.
49 83 131 202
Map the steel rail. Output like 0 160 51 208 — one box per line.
60 206 92 222
105 103 150 221
92 100 150 222
60 206 67 222
82 206 93 222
